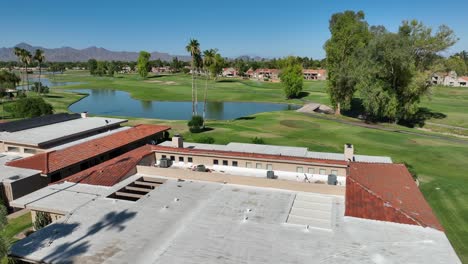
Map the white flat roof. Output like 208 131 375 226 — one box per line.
10 176 460 264
159 141 393 163
0 154 41 182
0 117 126 147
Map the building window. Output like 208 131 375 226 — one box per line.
308 168 315 174
162 155 167 159
179 157 184 162
246 162 252 168
170 156 175 161
266 164 273 170
256 163 262 169
214 159 219 165
188 157 193 163
331 170 338 175
223 160 228 166
319 168 326 175
296 167 303 173
232 161 238 167
7 146 19 152
24 148 37 154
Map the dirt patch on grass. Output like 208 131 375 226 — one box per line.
238 131 279 138
280 119 320 129
144 80 178 85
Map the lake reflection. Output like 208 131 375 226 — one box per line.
68 89 299 120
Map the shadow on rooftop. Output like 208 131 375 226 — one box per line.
10 209 137 262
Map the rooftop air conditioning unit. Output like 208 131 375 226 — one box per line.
196 164 206 172
159 158 172 168
327 174 337 185
266 170 277 179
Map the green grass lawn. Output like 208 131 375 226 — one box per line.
48 71 329 105
420 85 468 128
3 212 32 243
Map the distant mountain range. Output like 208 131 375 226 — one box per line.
0 43 192 62
0 43 270 62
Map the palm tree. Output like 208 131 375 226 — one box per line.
34 49 45 92
202 49 216 123
186 39 200 116
20 50 32 90
13 47 23 87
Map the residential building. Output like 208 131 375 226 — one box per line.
8 141 461 263
151 66 172 73
0 153 46 208
0 113 127 155
5 124 170 183
303 69 327 80
222 67 238 77
434 71 468 87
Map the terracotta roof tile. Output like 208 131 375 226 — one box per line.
6 125 170 174
54 145 153 186
150 145 347 166
345 162 443 231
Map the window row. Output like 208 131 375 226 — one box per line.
296 167 338 175
161 155 193 163
160 154 339 175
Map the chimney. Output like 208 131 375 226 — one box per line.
344 143 354 161
81 112 88 118
172 134 183 148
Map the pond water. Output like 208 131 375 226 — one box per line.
16 77 83 89
68 89 300 120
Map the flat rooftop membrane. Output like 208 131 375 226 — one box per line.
10 175 460 264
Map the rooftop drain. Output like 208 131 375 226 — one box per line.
108 177 166 202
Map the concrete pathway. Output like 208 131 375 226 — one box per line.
7 208 30 220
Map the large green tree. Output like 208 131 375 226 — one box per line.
399 20 458 71
137 51 151 78
280 56 303 99
186 39 201 116
88 59 98 75
324 10 371 114
5 97 53 118
356 21 456 122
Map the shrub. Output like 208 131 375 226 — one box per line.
33 211 52 231
5 97 53 118
188 115 204 133
31 82 49 94
195 136 215 144
252 137 265 144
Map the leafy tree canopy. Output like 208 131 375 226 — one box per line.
280 56 303 99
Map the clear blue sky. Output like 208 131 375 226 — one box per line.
1 0 467 59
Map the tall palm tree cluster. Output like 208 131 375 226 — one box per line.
13 47 45 91
185 39 223 121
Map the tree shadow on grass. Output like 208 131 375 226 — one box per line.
44 95 64 99
147 75 165 79
235 116 256 121
216 79 237 83
295 91 310 99
398 107 447 128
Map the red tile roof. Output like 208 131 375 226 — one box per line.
54 145 153 186
345 162 443 231
150 145 348 166
6 125 170 174
459 76 468 82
